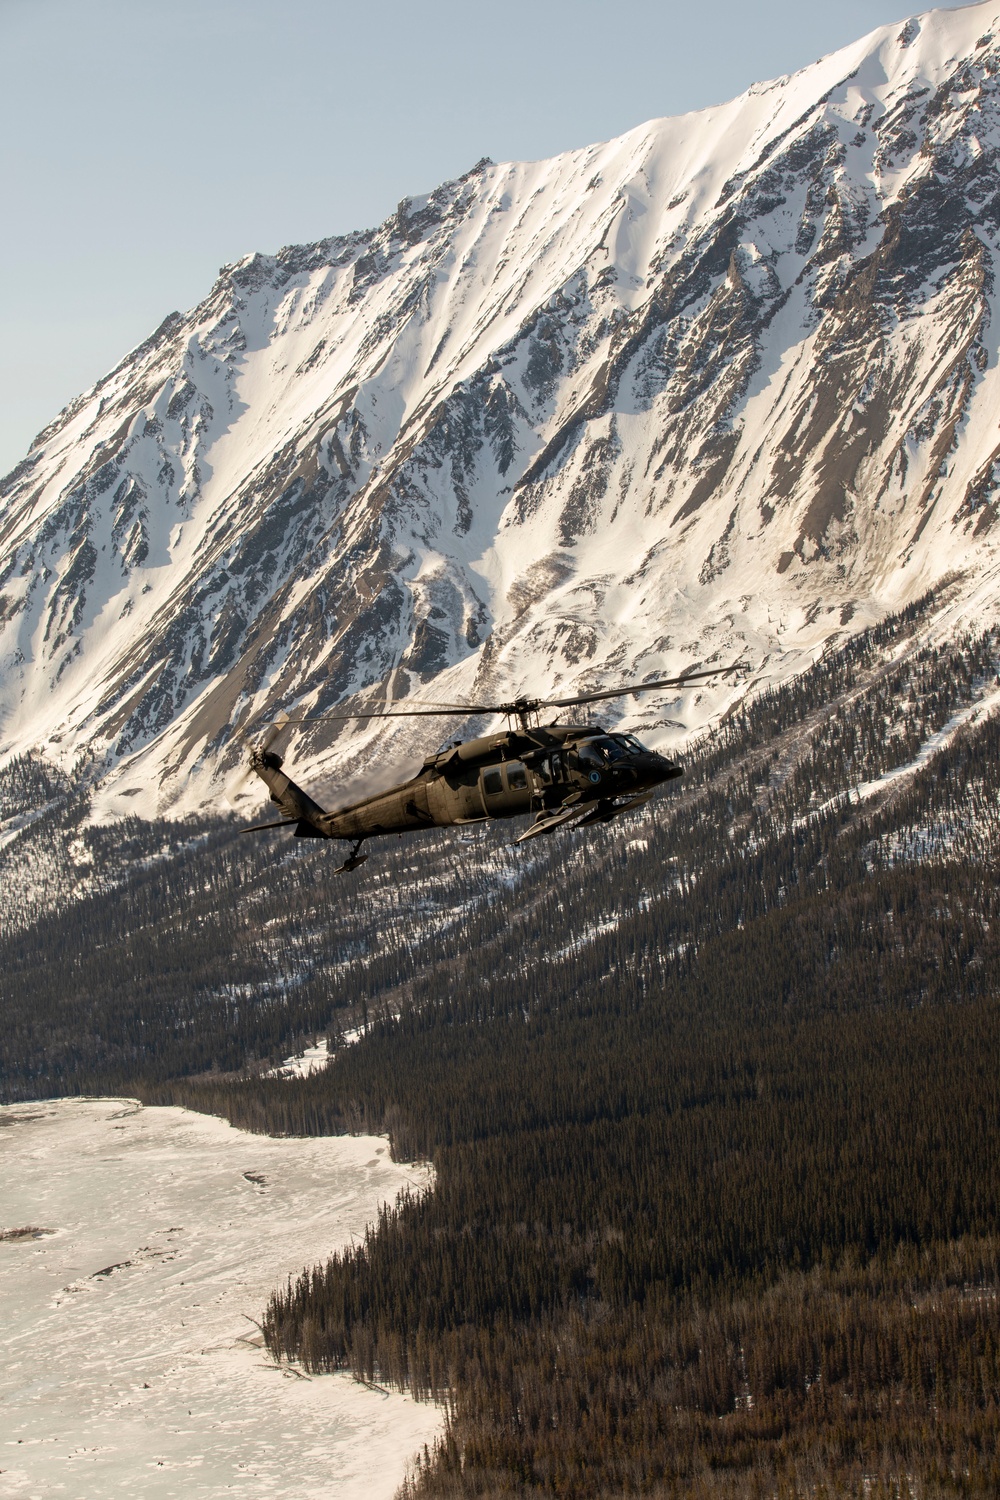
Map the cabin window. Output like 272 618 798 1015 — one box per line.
483 770 503 795
506 762 528 790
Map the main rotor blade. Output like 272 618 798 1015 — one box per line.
281 705 495 722
271 662 749 727
543 662 748 709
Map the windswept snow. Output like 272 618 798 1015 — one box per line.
0 1098 440 1500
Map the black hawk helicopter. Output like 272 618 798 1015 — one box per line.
229 665 745 872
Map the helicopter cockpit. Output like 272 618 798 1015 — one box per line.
575 733 645 767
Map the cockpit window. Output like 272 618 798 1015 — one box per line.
616 734 646 753
578 736 627 764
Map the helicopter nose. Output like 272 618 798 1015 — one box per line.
640 752 682 785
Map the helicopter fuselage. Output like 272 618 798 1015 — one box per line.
249 722 682 853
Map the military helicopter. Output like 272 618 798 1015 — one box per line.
228 665 745 872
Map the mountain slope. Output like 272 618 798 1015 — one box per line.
4 1 1000 816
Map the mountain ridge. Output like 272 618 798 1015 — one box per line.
3 1 1000 819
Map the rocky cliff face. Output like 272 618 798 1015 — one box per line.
4 1 1000 816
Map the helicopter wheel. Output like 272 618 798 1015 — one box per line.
335 838 368 874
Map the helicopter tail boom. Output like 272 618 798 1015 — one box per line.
251 752 331 835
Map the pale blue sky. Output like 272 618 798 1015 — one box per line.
0 0 962 476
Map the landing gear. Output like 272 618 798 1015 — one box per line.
335 838 368 875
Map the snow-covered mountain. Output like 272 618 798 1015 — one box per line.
4 1 1000 817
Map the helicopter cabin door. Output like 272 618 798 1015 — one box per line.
479 760 532 818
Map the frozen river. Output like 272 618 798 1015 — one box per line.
0 1098 442 1499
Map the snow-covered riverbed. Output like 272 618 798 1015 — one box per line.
0 1098 442 1499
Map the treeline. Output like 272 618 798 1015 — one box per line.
690 587 943 785
0 750 71 819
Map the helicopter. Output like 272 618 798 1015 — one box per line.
228 665 746 872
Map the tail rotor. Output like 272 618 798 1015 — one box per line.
225 712 293 811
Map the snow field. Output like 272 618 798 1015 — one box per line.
0 1098 441 1500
